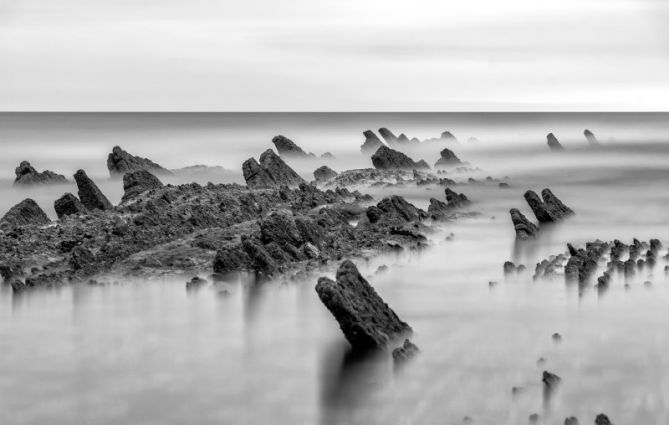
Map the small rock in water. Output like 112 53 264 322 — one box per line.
272 134 312 159
594 414 613 425
499 182 510 189
564 417 580 425
488 281 498 288
14 161 68 185
552 333 562 343
434 148 462 168
542 370 561 390
528 413 541 424
107 145 171 178
360 130 385 153
584 129 599 146
313 165 338 182
371 146 430 170
547 133 565 151
392 339 419 364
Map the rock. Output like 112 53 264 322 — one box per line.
272 135 312 158
315 260 411 350
368 195 425 224
441 131 458 142
313 165 338 182
378 127 399 145
542 371 561 390
594 414 613 425
122 169 164 201
371 146 430 170
70 246 95 272
529 413 541 424
565 241 608 284
0 199 50 228
547 133 565 151
54 193 87 219
445 188 470 208
107 146 171 178
259 149 305 186
361 130 385 153
242 158 275 189
584 129 599 146
186 276 208 290
565 417 580 425
510 208 538 239
392 339 419 363
13 161 67 185
74 169 113 211
499 182 510 189
321 152 335 160
524 189 573 223
213 246 250 274
434 148 462 168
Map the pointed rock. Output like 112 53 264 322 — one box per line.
378 128 399 146
13 161 67 185
272 135 312 158
441 131 458 142
445 188 470 208
242 157 275 189
361 130 385 153
510 208 538 239
259 149 305 186
524 189 573 223
74 169 113 211
371 146 430 170
313 165 338 182
107 146 171 178
54 193 87 219
0 199 50 227
434 148 462 168
547 133 565 151
122 169 164 201
584 129 599 146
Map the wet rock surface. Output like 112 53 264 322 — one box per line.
107 146 171 178
371 146 430 170
315 260 411 350
14 161 68 185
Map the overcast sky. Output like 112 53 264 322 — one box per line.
1 0 668 111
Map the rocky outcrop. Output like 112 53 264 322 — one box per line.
74 169 113 211
122 170 164 201
378 128 399 146
510 208 538 239
361 130 385 153
392 339 419 363
434 148 462 168
314 165 338 182
242 158 275 189
371 146 430 170
595 414 613 425
321 152 335 160
542 371 561 390
441 131 458 142
13 161 68 185
0 199 50 228
54 193 87 219
242 150 305 189
444 188 470 208
366 195 426 225
547 133 565 151
584 129 599 146
524 189 573 223
107 146 171 178
272 135 312 158
315 260 411 350
564 241 608 284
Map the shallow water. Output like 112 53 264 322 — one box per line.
2 113 669 424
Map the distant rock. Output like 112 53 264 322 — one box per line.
54 193 87 219
547 133 565 151
378 128 399 146
392 339 420 363
441 131 458 142
321 152 336 160
0 199 50 228
242 158 275 189
315 260 411 350
434 148 462 168
524 189 573 224
584 129 599 146
272 135 313 159
564 417 580 425
542 370 561 390
313 165 338 182
595 414 613 425
371 146 430 170
107 146 171 178
444 187 470 208
186 276 208 290
74 169 113 211
122 170 164 201
467 137 480 144
361 130 385 153
510 208 538 239
13 161 67 186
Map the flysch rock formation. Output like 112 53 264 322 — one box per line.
361 130 386 154
13 161 68 186
584 129 599 146
272 135 315 159
107 146 172 178
546 133 565 151
74 169 113 211
509 188 573 239
242 149 305 189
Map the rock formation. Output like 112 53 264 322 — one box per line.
524 189 573 224
361 130 385 153
378 128 399 146
321 152 336 160
584 129 599 146
392 339 419 363
444 188 470 208
441 131 458 142
54 193 86 219
242 150 305 189
510 209 538 239
315 260 411 350
74 169 113 211
371 146 430 170
107 146 171 178
13 161 67 185
547 133 565 151
595 414 613 425
0 199 50 228
313 165 338 182
272 135 313 158
434 148 462 168
122 170 164 201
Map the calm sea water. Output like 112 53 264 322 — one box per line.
2 113 669 425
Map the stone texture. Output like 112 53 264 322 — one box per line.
14 161 68 185
122 170 164 201
0 199 50 228
74 169 113 211
54 193 87 219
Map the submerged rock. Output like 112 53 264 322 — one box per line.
315 260 411 350
0 199 50 228
434 148 462 168
122 170 164 201
74 169 113 211
564 417 580 425
371 146 430 170
54 193 87 219
107 146 171 178
272 135 312 158
584 129 599 146
361 130 385 153
547 133 565 151
13 161 67 185
313 165 338 182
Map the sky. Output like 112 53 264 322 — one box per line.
1 0 668 111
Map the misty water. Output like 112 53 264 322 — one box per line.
2 113 669 424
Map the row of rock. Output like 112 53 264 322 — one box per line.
510 188 574 239
547 129 600 151
360 128 460 153
272 135 334 160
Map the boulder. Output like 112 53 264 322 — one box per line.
315 260 411 350
122 169 164 201
259 149 305 186
54 193 87 219
547 133 565 151
0 199 50 227
371 146 430 170
74 169 113 211
434 148 462 168
107 146 171 178
272 135 312 158
313 165 338 182
361 130 385 153
13 161 67 185
242 157 275 189
584 129 599 146
368 195 425 224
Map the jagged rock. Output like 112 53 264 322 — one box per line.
584 129 599 146
542 371 561 390
510 208 538 239
242 158 275 189
392 339 419 363
434 148 462 168
315 260 411 350
594 414 613 425
70 246 95 272
368 196 425 224
13 161 67 185
259 149 305 186
361 130 385 153
0 199 50 228
74 169 113 211
54 193 87 219
441 131 458 142
565 241 608 284
107 146 171 178
371 146 430 170
444 188 470 208
529 414 541 424
547 133 565 151
565 417 580 425
378 128 399 145
272 135 312 158
314 165 338 182
524 189 573 223
122 170 164 201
